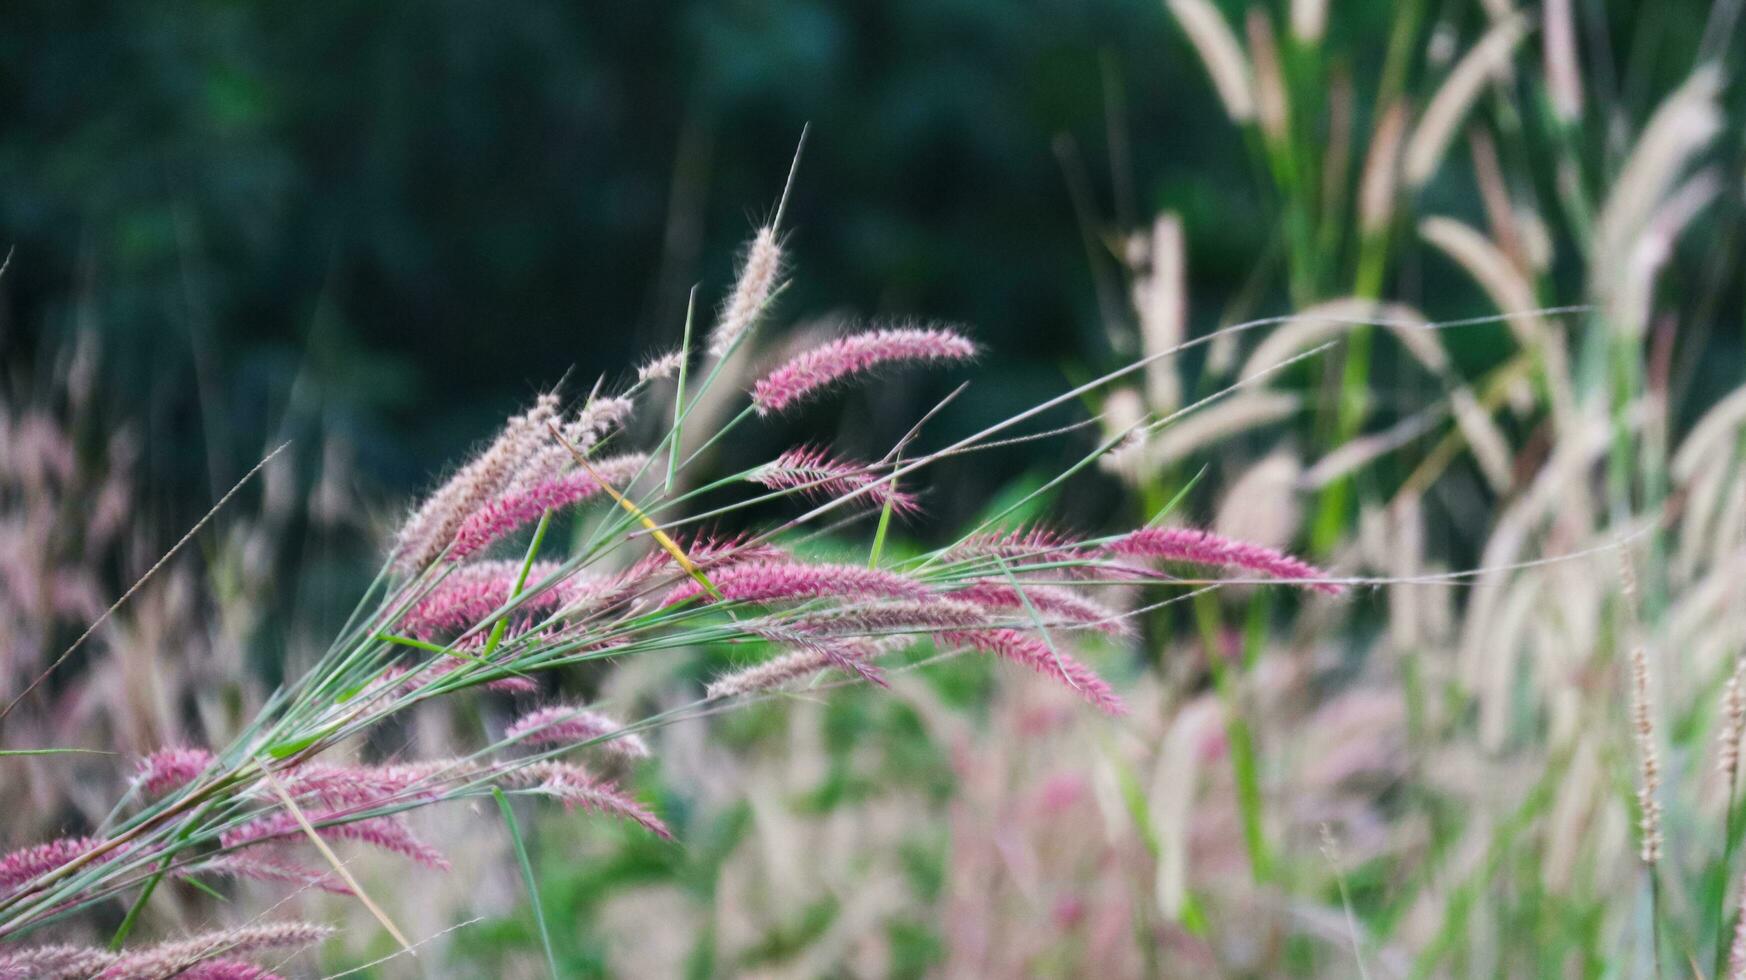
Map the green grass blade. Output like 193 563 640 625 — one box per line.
867 456 900 569
109 853 173 950
0 748 115 757
666 286 698 493
483 509 553 659
494 787 559 980
1148 464 1207 526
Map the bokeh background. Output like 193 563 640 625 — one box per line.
3 1 1746 976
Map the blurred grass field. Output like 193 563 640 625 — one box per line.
1 0 1744 976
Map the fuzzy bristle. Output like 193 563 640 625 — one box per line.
750 326 976 415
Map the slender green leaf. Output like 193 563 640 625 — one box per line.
495 787 559 980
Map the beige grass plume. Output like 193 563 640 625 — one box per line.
1591 66 1721 311
1403 16 1529 187
1167 0 1256 124
1720 655 1746 786
1245 9 1290 147
1133 213 1186 414
1630 645 1662 864
1358 102 1408 236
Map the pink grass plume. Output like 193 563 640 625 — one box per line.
507 762 672 839
0 837 106 895
222 812 450 871
0 923 330 980
751 446 918 512
175 961 283 979
448 453 647 561
1106 526 1343 594
507 704 651 757
392 393 561 571
751 326 977 414
944 527 1139 580
948 581 1131 635
135 747 215 798
400 560 564 638
706 636 895 699
663 561 928 606
95 922 331 980
942 629 1127 716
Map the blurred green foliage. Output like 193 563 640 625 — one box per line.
0 0 1257 524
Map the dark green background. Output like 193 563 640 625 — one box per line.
0 2 1309 511
0 0 1732 531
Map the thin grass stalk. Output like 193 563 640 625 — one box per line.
493 788 559 980
1192 590 1272 883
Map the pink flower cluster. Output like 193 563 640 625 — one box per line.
393 393 562 570
946 581 1130 636
222 811 451 871
397 652 543 695
0 837 105 896
703 590 1133 710
664 561 930 606
280 761 460 809
448 452 648 561
946 527 1116 578
195 853 350 895
1106 526 1342 594
507 704 651 757
180 746 672 892
0 921 331 980
400 560 565 639
616 533 786 588
751 446 918 513
751 326 977 414
706 642 885 700
393 393 641 570
134 747 215 798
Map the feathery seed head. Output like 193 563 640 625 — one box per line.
400 560 565 638
751 446 918 513
1107 526 1342 593
941 628 1126 715
1720 655 1746 782
663 561 928 606
448 453 648 561
750 326 977 415
507 763 671 839
709 226 784 358
0 837 106 894
1168 0 1256 123
637 349 686 384
95 922 332 980
705 639 891 700
1403 16 1529 187
1630 646 1662 865
222 812 450 871
507 703 650 757
393 393 561 570
135 747 215 798
948 580 1131 636
1729 870 1746 980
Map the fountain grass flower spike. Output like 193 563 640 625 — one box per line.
751 325 978 414
0 159 1343 965
1107 526 1343 594
751 446 920 513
